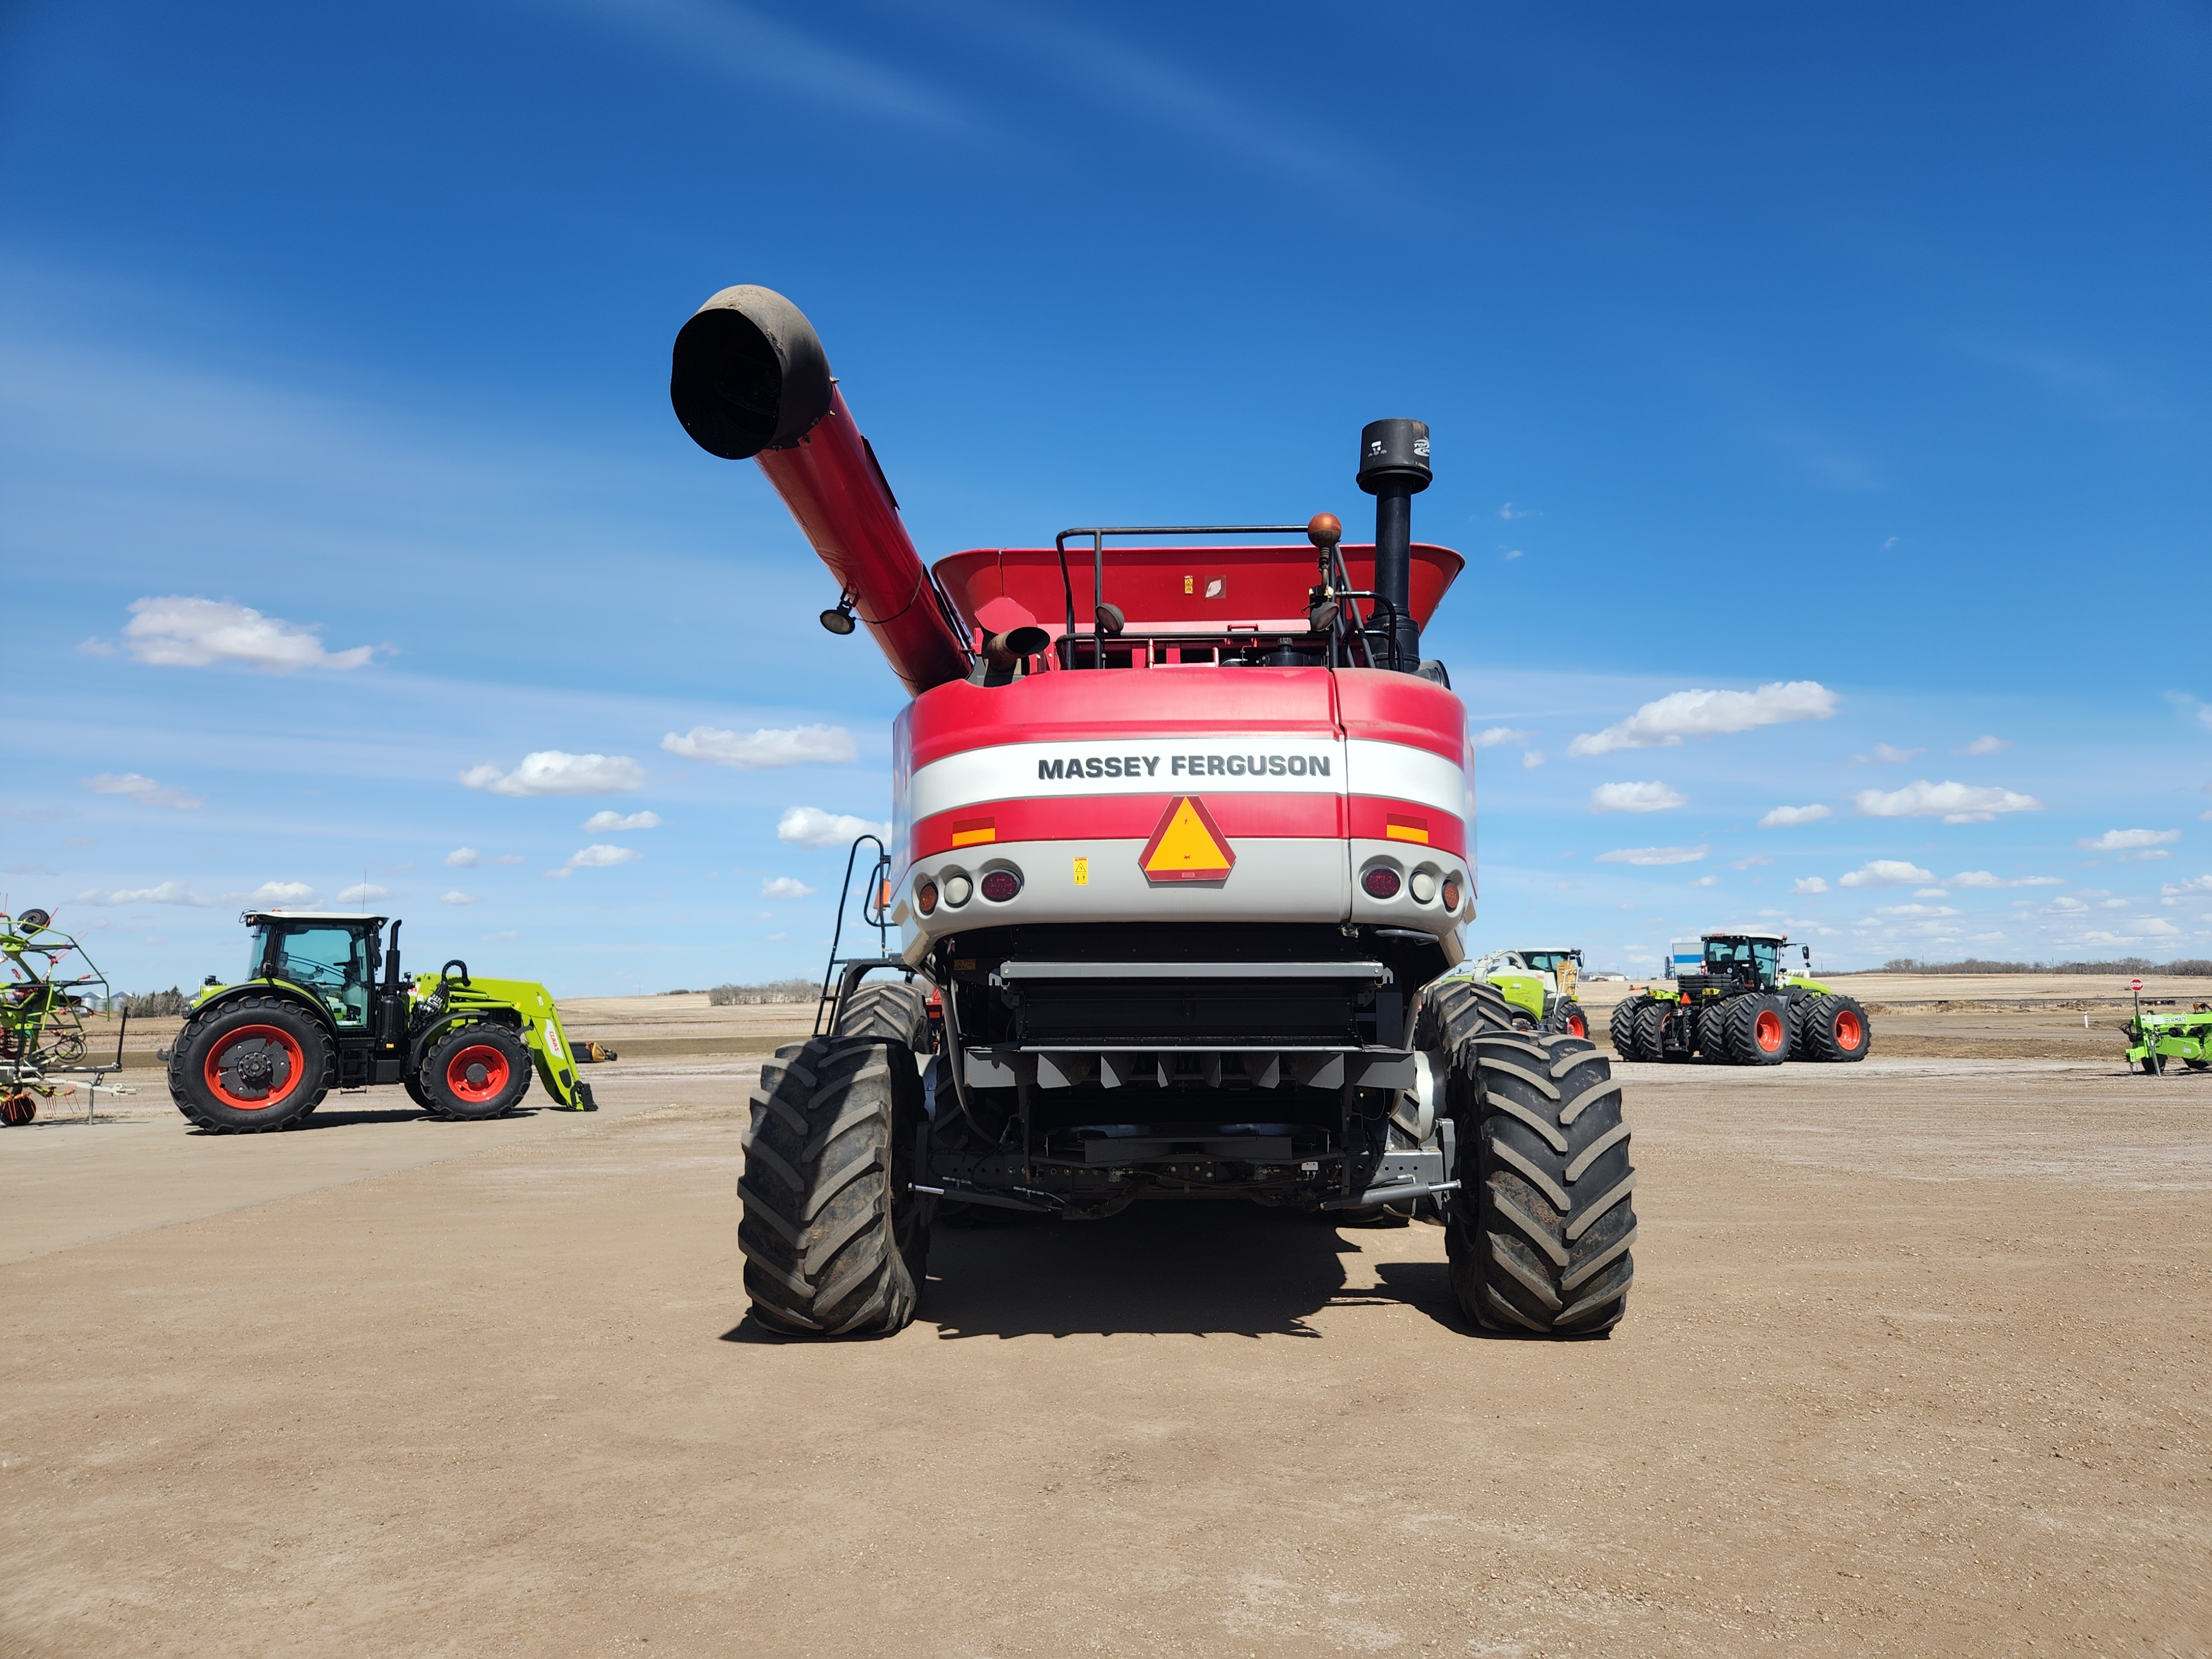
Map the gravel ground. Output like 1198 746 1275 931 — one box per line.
3 1053 2209 1655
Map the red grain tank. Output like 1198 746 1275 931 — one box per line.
671 286 1635 1339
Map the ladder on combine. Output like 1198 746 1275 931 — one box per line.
810 835 911 1036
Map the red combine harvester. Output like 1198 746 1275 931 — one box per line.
671 286 1636 1339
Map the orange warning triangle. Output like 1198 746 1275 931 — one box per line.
1139 796 1235 883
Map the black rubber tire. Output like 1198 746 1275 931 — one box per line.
1606 997 1641 1058
404 1073 435 1111
831 977 935 1295
1446 1028 1635 1335
2140 1054 2166 1076
1694 1001 1729 1061
1417 976 1519 1060
1545 998 1590 1041
419 1022 534 1120
833 977 930 1046
1723 994 1791 1066
1798 993 1872 1062
739 1033 929 1336
1629 998 1673 1063
168 994 334 1133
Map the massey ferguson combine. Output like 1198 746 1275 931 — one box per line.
670 286 1635 1339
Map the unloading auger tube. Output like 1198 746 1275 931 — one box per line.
670 284 1635 1342
669 285 972 696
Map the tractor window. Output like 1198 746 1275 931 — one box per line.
1750 940 1780 982
273 926 371 1026
246 926 272 983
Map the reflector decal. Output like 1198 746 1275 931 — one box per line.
1385 813 1431 844
1139 796 1236 883
950 817 997 847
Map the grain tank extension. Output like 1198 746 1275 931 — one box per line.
671 285 1636 1339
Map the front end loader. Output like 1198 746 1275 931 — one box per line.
164 910 614 1133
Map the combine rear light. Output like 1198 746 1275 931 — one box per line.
1441 874 1463 911
979 869 1022 903
1408 870 1438 904
943 874 973 907
1361 867 1402 900
915 879 938 916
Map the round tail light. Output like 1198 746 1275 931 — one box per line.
1361 867 1402 900
915 880 938 916
979 869 1022 903
943 874 973 907
1408 870 1437 904
1441 875 1463 911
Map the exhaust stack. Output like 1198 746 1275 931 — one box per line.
1356 418 1431 671
670 286 971 696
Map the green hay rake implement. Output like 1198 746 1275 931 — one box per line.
2 908 127 1125
2124 980 2211 1076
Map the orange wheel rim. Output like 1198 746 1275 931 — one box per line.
1755 1010 1785 1052
1835 1010 1864 1049
205 1025 305 1110
1568 1013 1587 1037
445 1044 512 1104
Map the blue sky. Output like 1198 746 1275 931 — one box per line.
3 1 2208 994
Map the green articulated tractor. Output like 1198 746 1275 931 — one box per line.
1608 930 1870 1067
164 910 614 1133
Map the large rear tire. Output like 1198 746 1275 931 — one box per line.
1723 994 1791 1066
420 1022 535 1119
169 995 333 1133
737 980 933 1337
1797 993 1871 1062
1546 998 1590 1040
1606 997 1641 1058
1446 1030 1635 1335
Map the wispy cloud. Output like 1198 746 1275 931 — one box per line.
1568 681 1837 757
1853 780 2043 824
1952 871 2064 888
439 890 477 905
583 810 662 832
1594 846 1708 867
548 843 642 878
81 771 203 811
760 876 816 900
75 881 213 906
2079 828 2179 852
1954 735 2010 756
1590 781 1686 813
1850 743 1925 764
661 724 855 769
777 806 891 849
1471 727 1532 749
338 882 388 902
1839 860 1933 888
1758 804 1830 828
462 751 645 796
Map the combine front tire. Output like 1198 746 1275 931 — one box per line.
1723 994 1791 1066
169 995 333 1133
1797 994 1871 1062
737 979 934 1337
420 1022 534 1119
1445 1030 1635 1335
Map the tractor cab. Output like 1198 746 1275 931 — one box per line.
1700 932 1814 992
243 911 385 1029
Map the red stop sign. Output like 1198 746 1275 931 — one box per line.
2130 978 2145 991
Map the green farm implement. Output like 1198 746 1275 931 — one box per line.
165 909 615 1133
2124 990 2212 1076
1469 947 1589 1037
3 908 127 1125
1609 930 1870 1067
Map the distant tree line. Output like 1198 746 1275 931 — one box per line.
706 979 817 1006
113 988 190 1016
1880 956 2212 976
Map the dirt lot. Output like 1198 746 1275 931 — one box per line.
4 1000 2210 1654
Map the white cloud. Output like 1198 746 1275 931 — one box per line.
777 806 893 849
1793 877 1830 894
1759 804 1831 828
118 596 379 674
1591 781 1687 813
490 854 525 865
661 724 856 769
74 881 213 906
1839 860 1934 888
241 881 316 905
445 848 479 868
2161 875 2212 896
439 890 477 905
1521 750 1545 770
2046 897 2088 914
338 883 389 903
1731 854 1773 870
1875 904 1959 917
461 751 645 797
1501 549 1524 562
1954 735 2011 756
1472 727 1532 748
2139 917 2183 936
760 876 817 900
1567 681 1837 757
582 810 662 832
1914 888 1950 898
1593 846 1708 867
1498 502 1538 519
1853 743 1925 764
1692 874 1719 887
2099 898 2128 909
1950 870 2065 889
1853 780 2044 824
556 844 641 874
2078 828 2180 852
80 772 204 811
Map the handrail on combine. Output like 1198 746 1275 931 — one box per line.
811 834 907 1036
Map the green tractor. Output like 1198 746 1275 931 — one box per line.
1451 948 1590 1037
164 910 613 1133
1608 930 1870 1067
